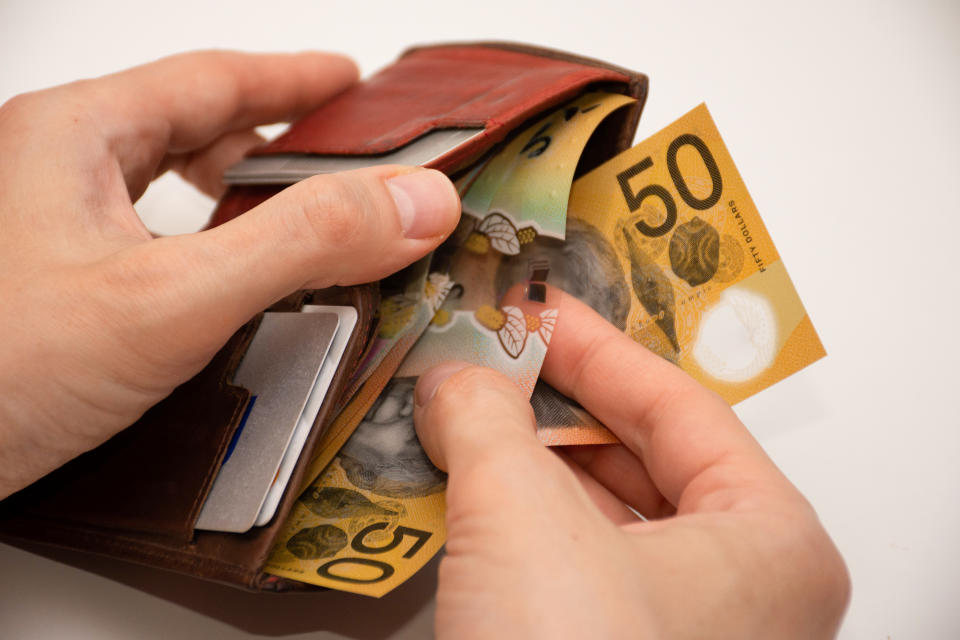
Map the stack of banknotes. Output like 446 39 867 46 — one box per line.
260 99 825 596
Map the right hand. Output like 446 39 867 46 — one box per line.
413 290 850 639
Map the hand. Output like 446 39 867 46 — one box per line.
0 51 461 498
413 290 850 639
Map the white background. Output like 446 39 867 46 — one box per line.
1 0 958 637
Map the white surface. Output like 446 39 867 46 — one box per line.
2 0 959 637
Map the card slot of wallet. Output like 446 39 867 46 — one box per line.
179 285 377 589
4 315 263 542
0 285 375 588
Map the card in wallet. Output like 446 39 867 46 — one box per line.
0 42 649 591
195 310 340 534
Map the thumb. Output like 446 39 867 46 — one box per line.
105 165 460 354
413 362 590 518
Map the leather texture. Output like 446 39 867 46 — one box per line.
254 44 635 156
0 42 647 591
0 286 377 590
210 43 647 229
13 321 258 541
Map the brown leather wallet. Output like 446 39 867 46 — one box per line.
0 42 648 591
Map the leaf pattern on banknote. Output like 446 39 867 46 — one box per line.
478 212 521 255
424 272 454 314
497 305 529 358
537 307 557 345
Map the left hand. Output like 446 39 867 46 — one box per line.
0 51 461 498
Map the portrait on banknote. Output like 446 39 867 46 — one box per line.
338 378 446 499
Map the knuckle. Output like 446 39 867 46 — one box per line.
649 382 721 424
436 366 510 401
0 89 61 131
148 51 246 124
828 555 853 616
185 49 235 66
797 517 852 614
188 50 245 90
820 550 852 616
1 84 101 148
167 49 240 79
432 366 534 424
761 506 851 625
289 175 375 249
0 92 38 123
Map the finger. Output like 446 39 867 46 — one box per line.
530 287 804 515
497 284 673 518
98 49 358 149
553 449 644 526
102 165 460 360
560 444 675 519
413 362 599 523
160 128 265 199
80 50 358 197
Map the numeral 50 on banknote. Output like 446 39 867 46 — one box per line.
616 132 723 238
564 104 824 404
310 523 433 585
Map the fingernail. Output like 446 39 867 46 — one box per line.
415 361 472 407
387 169 460 239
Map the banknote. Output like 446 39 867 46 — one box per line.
411 95 637 381
295 258 453 493
264 282 554 596
294 91 639 487
289 95 636 486
334 255 450 410
263 96 638 594
263 376 446 598
268 102 827 594
265 246 564 595
461 92 636 247
498 104 825 443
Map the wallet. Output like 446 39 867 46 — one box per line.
0 42 648 591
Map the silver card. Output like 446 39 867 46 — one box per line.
254 304 358 526
196 312 338 533
223 128 484 185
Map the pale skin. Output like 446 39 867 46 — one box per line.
414 290 850 638
0 51 460 496
0 51 849 638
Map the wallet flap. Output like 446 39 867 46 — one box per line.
208 43 646 229
253 44 636 159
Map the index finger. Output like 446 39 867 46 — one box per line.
97 50 358 152
45 50 357 200
534 287 803 515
